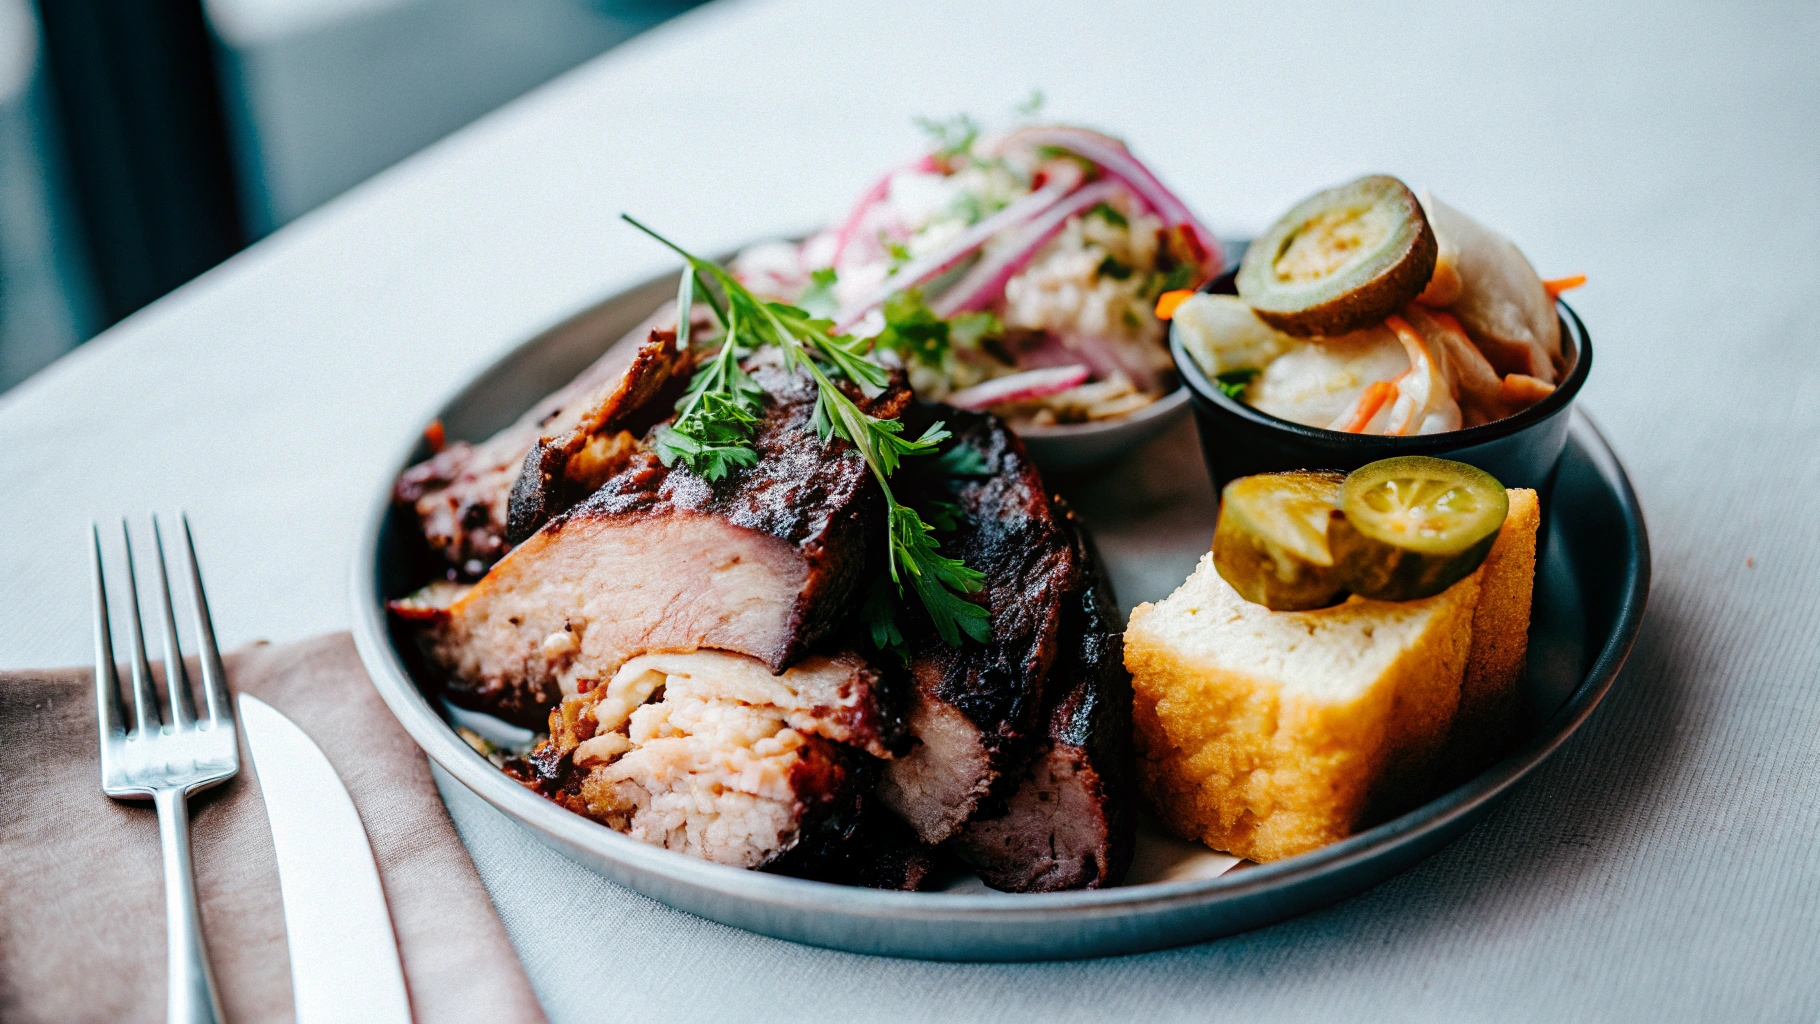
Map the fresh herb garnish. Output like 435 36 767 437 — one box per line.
1087 201 1128 228
797 267 839 319
623 215 991 648
886 240 914 270
873 289 951 368
949 190 995 226
862 576 907 657
947 310 1001 351
1096 254 1132 280
652 269 762 478
933 443 991 477
873 291 1005 369
1152 262 1197 296
1215 368 1259 399
915 113 982 161
1014 89 1046 117
1034 143 1097 178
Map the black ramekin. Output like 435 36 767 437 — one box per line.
1171 268 1592 497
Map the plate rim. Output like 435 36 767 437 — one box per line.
349 270 1650 938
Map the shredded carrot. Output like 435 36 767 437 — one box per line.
1501 373 1555 406
1339 380 1396 433
1383 314 1424 347
424 419 446 453
1424 308 1469 337
1380 316 1439 436
1543 274 1587 299
1154 289 1194 320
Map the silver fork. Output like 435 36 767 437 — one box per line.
93 514 236 1024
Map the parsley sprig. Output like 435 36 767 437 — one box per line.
1214 367 1259 400
623 215 991 648
656 300 764 479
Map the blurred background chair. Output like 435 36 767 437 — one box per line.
0 0 701 392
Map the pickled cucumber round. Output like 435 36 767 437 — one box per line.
1236 175 1438 338
1213 471 1348 611
1331 456 1508 602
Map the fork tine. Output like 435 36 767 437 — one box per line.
119 519 161 736
91 524 127 739
179 513 230 727
151 516 196 729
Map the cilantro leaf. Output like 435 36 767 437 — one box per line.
1142 261 1201 298
873 288 950 368
797 267 838 319
933 443 990 477
862 575 907 661
947 310 1001 351
914 113 981 160
1215 367 1259 400
1087 201 1128 228
621 213 989 649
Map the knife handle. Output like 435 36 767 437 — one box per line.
154 788 226 1024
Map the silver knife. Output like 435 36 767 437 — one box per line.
240 695 413 1024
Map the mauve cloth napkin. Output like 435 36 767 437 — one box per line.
0 633 548 1024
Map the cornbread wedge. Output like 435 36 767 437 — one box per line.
1126 489 1538 862
1448 488 1542 774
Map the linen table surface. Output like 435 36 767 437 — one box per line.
1 1 1815 1021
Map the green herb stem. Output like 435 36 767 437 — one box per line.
621 214 990 647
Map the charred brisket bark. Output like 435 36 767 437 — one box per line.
877 408 1081 846
394 311 700 578
505 329 693 545
952 503 1135 891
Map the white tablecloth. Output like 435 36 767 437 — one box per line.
4 1 1817 1019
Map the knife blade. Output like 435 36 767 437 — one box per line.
239 694 413 1024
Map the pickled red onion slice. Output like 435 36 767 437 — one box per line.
945 365 1092 410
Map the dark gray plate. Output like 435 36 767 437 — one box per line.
349 266 1650 961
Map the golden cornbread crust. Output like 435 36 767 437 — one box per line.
1446 488 1541 776
1126 488 1537 863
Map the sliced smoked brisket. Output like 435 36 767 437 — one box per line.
394 309 701 578
514 649 912 879
407 358 906 726
876 408 1081 846
951 503 1135 891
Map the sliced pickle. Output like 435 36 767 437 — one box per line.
1331 457 1508 602
1236 175 1438 338
1213 471 1348 611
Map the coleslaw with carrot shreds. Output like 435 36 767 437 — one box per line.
734 114 1222 428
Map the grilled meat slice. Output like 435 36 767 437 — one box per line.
506 329 693 544
395 309 699 577
877 408 1081 845
953 507 1136 891
520 650 901 872
789 809 942 891
413 360 907 725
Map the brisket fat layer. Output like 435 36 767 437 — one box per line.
411 359 906 727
